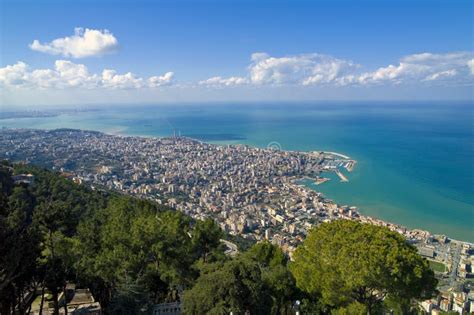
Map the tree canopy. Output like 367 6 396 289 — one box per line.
182 258 265 314
290 220 438 314
0 162 226 314
182 241 300 315
0 162 440 315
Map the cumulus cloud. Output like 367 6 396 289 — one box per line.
356 52 473 85
200 53 357 87
0 60 173 89
199 76 248 86
149 72 175 87
30 28 119 58
401 52 471 64
468 59 474 75
3 51 473 92
249 53 357 85
0 62 29 86
101 70 143 89
355 63 429 84
200 51 474 88
423 69 457 81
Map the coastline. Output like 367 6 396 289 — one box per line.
293 175 474 246
2 126 472 246
1 103 472 243
92 131 474 245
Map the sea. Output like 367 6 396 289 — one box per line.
1 102 473 242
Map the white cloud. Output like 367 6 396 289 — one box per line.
251 52 270 62
30 28 119 58
0 60 173 90
200 51 474 88
101 70 143 89
356 63 430 84
468 59 474 75
199 76 248 87
199 52 358 87
201 51 474 87
248 53 357 85
54 60 99 88
148 72 174 87
0 62 28 86
401 52 471 64
423 69 457 81
3 51 473 97
357 52 473 85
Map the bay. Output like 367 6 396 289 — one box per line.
2 102 473 241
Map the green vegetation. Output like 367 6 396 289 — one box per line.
225 233 256 251
182 241 301 314
429 260 447 273
0 162 438 315
0 162 225 314
291 220 438 314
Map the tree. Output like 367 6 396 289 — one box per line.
243 241 286 268
0 163 109 314
243 242 301 314
1 163 230 314
331 302 367 315
191 218 225 263
182 258 266 314
73 196 223 307
290 220 438 314
0 166 40 315
109 274 151 315
34 200 74 315
183 242 304 315
0 162 14 208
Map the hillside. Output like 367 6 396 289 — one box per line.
0 162 437 315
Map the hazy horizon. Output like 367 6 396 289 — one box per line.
1 0 473 107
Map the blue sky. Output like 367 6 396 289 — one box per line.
1 0 473 106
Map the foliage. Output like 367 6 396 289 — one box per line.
0 162 226 313
183 241 301 315
243 241 301 314
0 162 440 315
192 218 226 263
108 274 151 315
225 233 256 251
291 220 438 314
331 302 367 315
0 166 40 314
182 258 266 314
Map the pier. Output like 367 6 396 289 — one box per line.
325 151 351 159
335 169 349 182
345 160 356 172
315 177 330 185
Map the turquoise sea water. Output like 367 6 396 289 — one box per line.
1 102 473 241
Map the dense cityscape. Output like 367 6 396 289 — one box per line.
1 128 473 313
2 0 473 313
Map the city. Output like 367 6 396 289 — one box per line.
1 127 473 313
2 0 473 313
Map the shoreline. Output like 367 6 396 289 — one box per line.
3 126 472 245
293 176 474 246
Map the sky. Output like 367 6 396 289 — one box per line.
0 0 473 107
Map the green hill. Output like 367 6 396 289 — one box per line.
0 162 437 315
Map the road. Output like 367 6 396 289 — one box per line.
448 242 462 288
221 239 239 257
